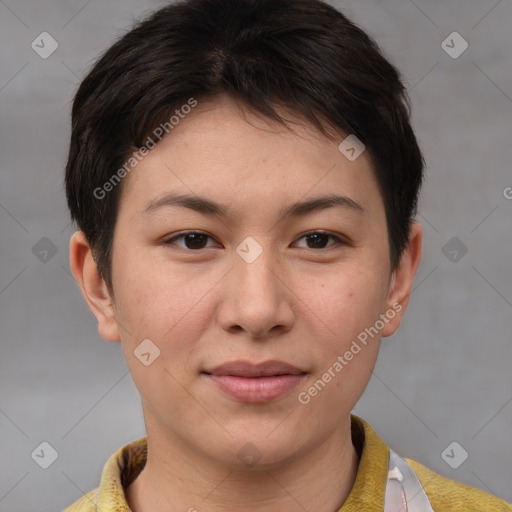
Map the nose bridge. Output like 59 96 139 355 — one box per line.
233 235 281 300
219 235 294 337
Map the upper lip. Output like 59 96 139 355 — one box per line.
203 360 306 378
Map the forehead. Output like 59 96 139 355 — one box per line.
117 94 383 222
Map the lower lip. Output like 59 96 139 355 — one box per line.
204 374 306 403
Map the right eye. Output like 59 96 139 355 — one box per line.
162 231 219 250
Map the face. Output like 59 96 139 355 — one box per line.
74 93 419 469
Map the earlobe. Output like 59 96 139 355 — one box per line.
381 221 423 337
69 231 121 342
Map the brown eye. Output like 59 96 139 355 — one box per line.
163 231 215 250
295 231 344 250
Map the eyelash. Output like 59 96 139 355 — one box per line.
162 230 347 251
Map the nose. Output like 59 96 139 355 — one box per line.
216 243 295 340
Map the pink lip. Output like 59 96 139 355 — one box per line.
202 359 307 403
205 374 306 403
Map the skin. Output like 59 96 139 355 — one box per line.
70 93 422 512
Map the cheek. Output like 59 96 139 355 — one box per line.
296 274 384 413
113 250 185 327
112 251 219 369
112 261 207 413
295 266 387 406
302 265 388 339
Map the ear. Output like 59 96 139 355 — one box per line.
69 230 120 342
381 221 423 337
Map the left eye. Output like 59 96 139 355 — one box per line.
295 231 343 249
162 231 343 250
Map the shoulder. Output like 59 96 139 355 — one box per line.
61 436 146 512
406 458 512 512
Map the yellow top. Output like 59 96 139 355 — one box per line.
63 415 512 512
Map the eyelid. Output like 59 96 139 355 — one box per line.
294 230 347 249
162 230 219 247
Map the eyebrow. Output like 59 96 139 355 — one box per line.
143 192 365 220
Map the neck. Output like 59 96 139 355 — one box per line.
126 416 360 512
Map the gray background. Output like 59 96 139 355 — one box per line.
1 0 511 510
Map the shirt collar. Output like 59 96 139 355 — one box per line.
90 414 389 511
